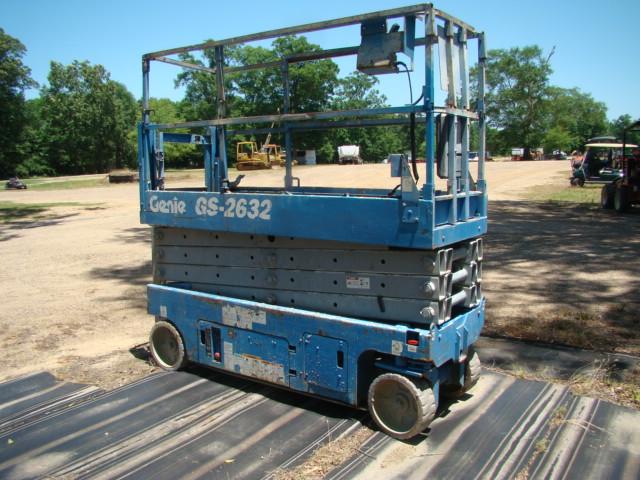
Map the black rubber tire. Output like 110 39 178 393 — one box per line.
368 373 437 439
149 320 188 371
444 348 481 398
601 184 614 209
614 185 629 213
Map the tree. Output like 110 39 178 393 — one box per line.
14 98 53 177
176 36 342 163
544 87 608 152
0 28 37 177
330 72 404 163
476 46 553 157
129 97 201 168
40 61 137 174
610 114 640 146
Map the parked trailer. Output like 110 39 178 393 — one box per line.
338 145 363 164
140 4 488 439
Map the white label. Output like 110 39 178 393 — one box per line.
222 305 266 329
391 340 403 356
194 196 272 220
407 345 417 353
159 305 167 318
149 195 186 214
346 276 370 290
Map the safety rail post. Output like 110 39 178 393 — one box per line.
424 6 437 234
140 58 151 200
282 61 293 189
458 27 470 221
477 32 487 217
205 126 215 191
444 20 457 225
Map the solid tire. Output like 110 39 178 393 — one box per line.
149 320 188 371
368 373 437 440
601 184 614 209
445 348 481 398
614 185 629 213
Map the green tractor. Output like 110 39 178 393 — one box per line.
601 120 640 212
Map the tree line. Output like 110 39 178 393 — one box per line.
1 27 638 179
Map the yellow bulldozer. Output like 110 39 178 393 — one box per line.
236 141 272 171
263 144 286 166
235 141 288 170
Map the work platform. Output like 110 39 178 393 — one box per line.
140 4 488 439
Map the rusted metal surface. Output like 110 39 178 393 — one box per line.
2 369 637 479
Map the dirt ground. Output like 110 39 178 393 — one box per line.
1 160 638 389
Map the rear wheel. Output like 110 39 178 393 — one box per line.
368 373 436 439
614 185 629 213
149 320 187 371
444 348 481 398
601 184 614 209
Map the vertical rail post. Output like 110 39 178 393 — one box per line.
205 126 215 191
458 27 470 220
214 46 227 192
445 21 457 225
141 59 151 199
477 32 487 217
424 6 437 231
282 60 293 189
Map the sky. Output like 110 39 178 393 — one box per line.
1 0 638 121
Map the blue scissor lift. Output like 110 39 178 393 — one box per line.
140 4 487 439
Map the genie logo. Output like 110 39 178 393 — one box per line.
149 195 186 215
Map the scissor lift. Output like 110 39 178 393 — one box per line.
140 4 488 439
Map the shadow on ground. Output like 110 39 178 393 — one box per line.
0 211 80 242
485 200 640 353
115 226 152 244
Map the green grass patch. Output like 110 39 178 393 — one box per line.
524 184 601 204
24 177 109 190
0 201 101 223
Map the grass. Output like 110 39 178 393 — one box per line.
0 201 101 223
485 303 640 356
273 426 373 480
24 176 109 190
524 183 601 204
487 359 640 411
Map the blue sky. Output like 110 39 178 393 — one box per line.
1 0 638 121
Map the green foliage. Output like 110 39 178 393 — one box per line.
40 60 137 174
175 36 397 164
475 46 615 157
543 87 608 152
610 114 640 145
129 97 202 168
479 45 553 156
0 28 37 178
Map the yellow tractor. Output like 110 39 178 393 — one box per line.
236 141 272 171
263 144 287 166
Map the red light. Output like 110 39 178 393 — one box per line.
407 339 419 346
214 352 221 361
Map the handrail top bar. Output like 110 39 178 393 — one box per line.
143 4 477 60
148 104 478 130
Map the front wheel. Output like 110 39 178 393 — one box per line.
149 320 188 371
368 373 437 439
